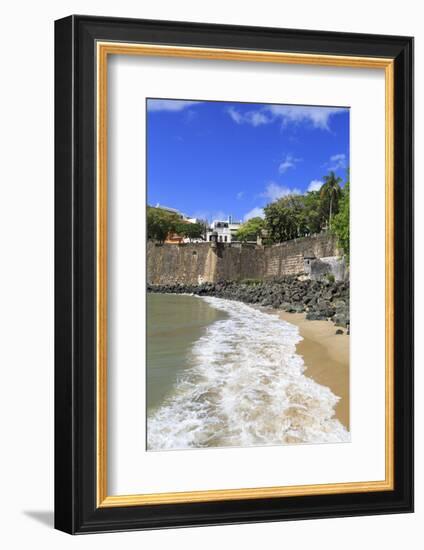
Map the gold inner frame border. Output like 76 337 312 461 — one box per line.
96 42 394 508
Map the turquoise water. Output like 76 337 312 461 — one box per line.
146 293 227 412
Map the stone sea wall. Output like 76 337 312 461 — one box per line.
147 277 350 330
147 233 341 285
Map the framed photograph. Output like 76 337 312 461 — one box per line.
54 15 413 534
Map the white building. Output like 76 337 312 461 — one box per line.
229 219 242 240
206 217 242 243
154 205 244 244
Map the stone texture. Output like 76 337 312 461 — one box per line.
147 276 350 329
147 233 340 285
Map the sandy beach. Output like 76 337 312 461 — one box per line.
278 311 350 430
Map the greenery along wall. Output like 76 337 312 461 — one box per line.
147 171 349 259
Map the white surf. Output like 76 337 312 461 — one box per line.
147 296 350 450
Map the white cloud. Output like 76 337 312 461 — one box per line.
226 104 347 131
266 105 346 130
247 111 271 126
243 207 265 221
308 179 323 192
227 107 243 124
328 153 347 171
278 153 301 174
236 191 244 200
226 107 271 127
147 99 200 112
261 182 301 202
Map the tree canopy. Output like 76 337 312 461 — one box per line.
147 207 205 242
236 217 265 242
320 171 342 229
261 172 346 245
147 170 349 256
147 207 180 242
174 221 205 240
264 195 307 242
263 191 330 243
331 180 350 260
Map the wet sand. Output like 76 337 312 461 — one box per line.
278 311 350 430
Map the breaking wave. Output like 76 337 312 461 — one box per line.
147 297 349 450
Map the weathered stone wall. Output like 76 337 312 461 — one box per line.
306 256 348 282
214 244 265 282
147 233 340 285
146 242 212 285
263 234 340 279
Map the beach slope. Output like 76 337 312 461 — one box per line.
278 311 350 430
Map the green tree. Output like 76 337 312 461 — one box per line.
320 171 342 229
236 217 265 242
264 194 308 243
174 221 205 240
302 191 325 235
332 180 350 260
147 206 180 242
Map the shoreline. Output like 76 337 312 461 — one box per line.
278 311 350 430
147 278 350 330
148 286 350 431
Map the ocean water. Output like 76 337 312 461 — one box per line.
147 293 349 451
146 293 227 411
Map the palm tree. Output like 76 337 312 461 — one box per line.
320 171 342 229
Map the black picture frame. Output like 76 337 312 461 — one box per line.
55 14 414 534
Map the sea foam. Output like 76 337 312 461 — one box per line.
147 296 350 450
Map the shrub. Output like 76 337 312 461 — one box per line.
241 278 262 286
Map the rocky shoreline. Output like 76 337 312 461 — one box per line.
147 276 350 332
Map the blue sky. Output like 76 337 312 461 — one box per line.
147 99 349 223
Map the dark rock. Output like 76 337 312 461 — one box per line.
333 313 349 328
147 275 349 329
306 311 322 321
